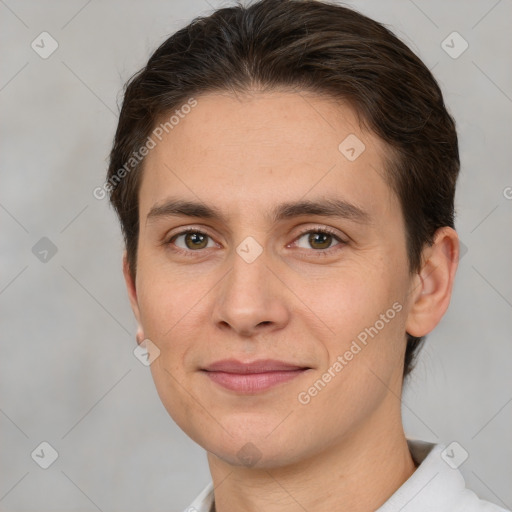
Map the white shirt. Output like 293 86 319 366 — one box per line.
182 439 510 512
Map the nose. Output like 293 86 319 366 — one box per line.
212 247 290 338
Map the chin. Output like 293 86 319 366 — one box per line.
206 439 301 470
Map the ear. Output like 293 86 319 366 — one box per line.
122 251 145 344
405 227 460 337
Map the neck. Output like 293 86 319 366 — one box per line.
207 398 416 512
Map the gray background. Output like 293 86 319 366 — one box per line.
1 0 511 511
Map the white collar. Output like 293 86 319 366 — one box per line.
183 439 507 512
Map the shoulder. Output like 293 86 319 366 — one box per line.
448 488 510 512
181 482 214 512
378 440 510 512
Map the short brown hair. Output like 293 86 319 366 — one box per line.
107 0 460 379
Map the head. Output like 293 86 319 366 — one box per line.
107 0 459 467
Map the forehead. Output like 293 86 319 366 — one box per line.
139 90 398 223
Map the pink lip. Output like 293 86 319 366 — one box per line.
201 359 310 393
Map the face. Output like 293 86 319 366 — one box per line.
125 90 422 468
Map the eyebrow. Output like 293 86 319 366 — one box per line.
146 197 371 225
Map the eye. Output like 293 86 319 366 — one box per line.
293 227 345 252
165 226 346 257
169 229 216 252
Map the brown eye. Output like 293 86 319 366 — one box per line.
185 232 208 249
171 231 213 251
295 229 342 251
308 232 333 250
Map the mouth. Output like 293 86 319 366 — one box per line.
201 359 312 393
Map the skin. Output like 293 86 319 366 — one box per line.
123 90 459 512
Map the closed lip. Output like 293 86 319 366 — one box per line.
202 359 310 374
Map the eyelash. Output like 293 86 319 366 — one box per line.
165 226 346 258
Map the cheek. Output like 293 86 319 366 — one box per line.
307 261 408 374
300 263 397 332
136 273 205 428
136 263 198 335
135 266 218 382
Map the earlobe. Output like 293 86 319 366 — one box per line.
405 227 460 337
122 251 145 342
135 326 145 345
